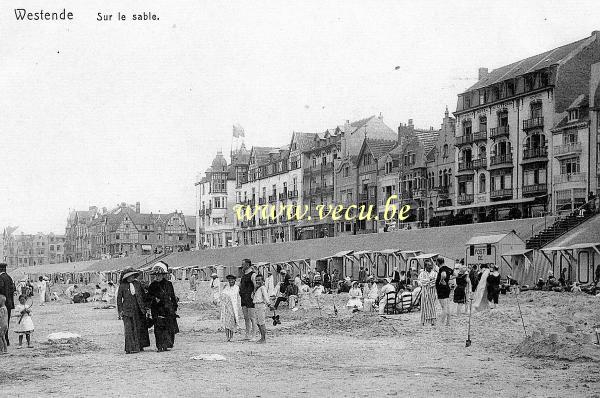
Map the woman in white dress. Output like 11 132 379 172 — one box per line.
37 277 47 306
210 273 222 305
363 276 379 311
220 275 241 342
346 281 363 310
473 265 490 312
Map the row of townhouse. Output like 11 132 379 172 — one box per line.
451 30 600 221
194 31 600 248
2 231 66 267
65 203 195 261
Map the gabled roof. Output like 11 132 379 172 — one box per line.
413 129 439 155
553 94 590 130
364 138 397 159
291 132 318 152
250 146 280 165
466 35 594 92
465 233 510 245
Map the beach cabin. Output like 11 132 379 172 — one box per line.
352 251 378 277
541 242 600 285
399 250 423 272
316 250 354 279
373 249 403 280
465 231 526 276
499 249 535 285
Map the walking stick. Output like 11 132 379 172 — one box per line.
465 295 473 347
515 286 527 337
316 295 323 317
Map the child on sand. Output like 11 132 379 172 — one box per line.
0 295 8 353
14 295 34 348
252 274 273 344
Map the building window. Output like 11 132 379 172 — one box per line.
479 174 486 193
462 120 472 136
560 158 580 175
442 144 448 158
343 167 349 177
478 116 487 132
531 102 543 119
563 130 578 145
498 110 509 128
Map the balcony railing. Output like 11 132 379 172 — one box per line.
455 134 473 146
490 189 513 199
553 142 582 157
490 125 510 138
523 117 544 130
473 130 487 141
523 183 548 195
435 186 449 196
458 161 474 172
278 192 287 201
472 158 487 169
258 197 266 205
288 190 298 199
457 194 474 205
268 195 277 203
412 189 427 199
490 154 513 167
554 173 586 184
523 146 548 160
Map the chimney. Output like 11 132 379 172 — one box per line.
135 202 140 213
478 67 489 81
102 207 107 214
408 119 413 127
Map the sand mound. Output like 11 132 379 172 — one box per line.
38 337 102 357
285 312 406 337
515 335 600 362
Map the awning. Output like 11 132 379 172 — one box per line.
501 249 533 257
378 249 401 254
444 197 535 211
466 233 510 245
566 242 600 250
353 250 373 256
413 253 439 260
141 245 152 251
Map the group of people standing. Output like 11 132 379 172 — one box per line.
419 258 502 327
116 262 179 354
219 259 272 344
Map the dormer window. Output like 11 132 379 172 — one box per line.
568 109 579 121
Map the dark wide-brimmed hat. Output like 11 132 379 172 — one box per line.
150 261 170 275
225 274 237 280
121 267 140 281
0 262 7 271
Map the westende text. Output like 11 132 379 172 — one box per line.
14 9 74 21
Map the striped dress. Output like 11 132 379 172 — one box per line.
419 270 438 325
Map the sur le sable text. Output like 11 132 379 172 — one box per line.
97 12 159 21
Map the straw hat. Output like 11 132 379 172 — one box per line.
225 274 237 280
211 273 218 278
121 267 140 280
384 277 392 284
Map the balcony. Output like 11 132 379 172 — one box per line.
473 130 488 141
489 154 513 168
435 186 449 197
358 193 369 202
490 126 510 139
457 194 474 205
522 146 548 161
554 173 586 184
458 161 474 172
412 189 427 199
278 192 287 201
523 117 544 130
259 219 267 226
490 189 513 200
288 190 298 199
455 134 473 146
523 183 548 196
553 142 582 158
322 163 334 172
268 195 277 203
472 158 487 169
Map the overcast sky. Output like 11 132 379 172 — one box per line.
1 0 599 234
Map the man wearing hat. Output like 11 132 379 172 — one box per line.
239 259 257 340
147 261 179 352
0 263 14 346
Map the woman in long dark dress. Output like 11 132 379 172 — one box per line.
147 262 179 352
116 268 150 354
454 267 468 314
